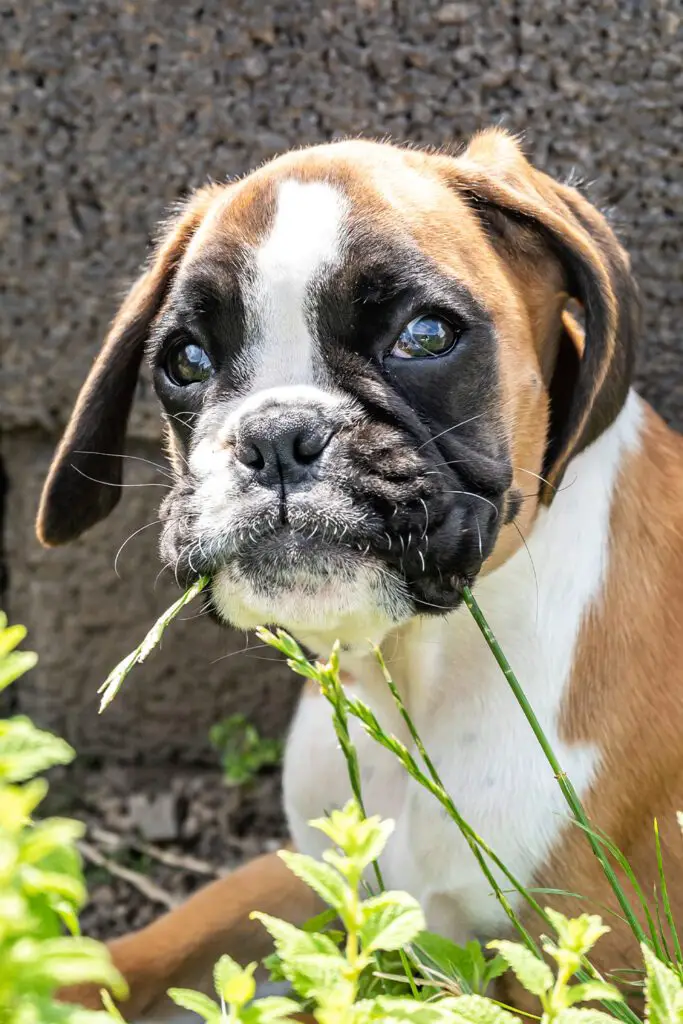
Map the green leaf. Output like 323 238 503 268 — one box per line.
262 950 287 983
352 996 455 1023
439 994 522 1024
213 951 242 992
302 906 339 932
554 1010 625 1024
221 961 257 1007
487 940 553 997
0 716 75 781
0 623 28 657
310 800 394 870
286 658 323 682
483 955 509 986
16 995 121 1023
53 899 82 937
168 987 222 1021
565 981 624 1006
0 650 38 693
359 891 426 953
545 909 610 959
0 778 49 832
241 996 303 1024
413 932 478 992
21 817 85 863
251 911 351 1001
8 936 127 996
642 944 683 1024
21 861 86 902
255 627 306 662
279 849 349 915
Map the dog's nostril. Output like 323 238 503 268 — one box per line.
294 429 330 464
241 443 266 471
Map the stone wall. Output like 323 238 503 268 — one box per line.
2 0 681 762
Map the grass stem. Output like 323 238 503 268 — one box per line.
461 585 646 947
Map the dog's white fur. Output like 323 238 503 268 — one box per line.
241 179 348 390
284 390 645 942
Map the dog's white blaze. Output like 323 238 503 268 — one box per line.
241 179 348 390
284 391 645 942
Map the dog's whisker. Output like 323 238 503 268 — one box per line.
210 642 272 665
153 563 173 591
419 498 430 540
441 490 499 519
167 411 199 430
73 450 174 479
114 519 163 578
416 412 485 452
69 464 171 490
511 518 539 623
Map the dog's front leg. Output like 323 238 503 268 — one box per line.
58 849 322 1020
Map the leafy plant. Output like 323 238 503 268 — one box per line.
166 798 683 1024
169 952 300 1024
92 577 683 1021
210 714 283 786
489 909 623 1023
413 933 508 997
0 612 126 1022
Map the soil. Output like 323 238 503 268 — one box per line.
44 760 288 941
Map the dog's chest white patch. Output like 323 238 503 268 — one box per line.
284 393 644 942
240 179 347 390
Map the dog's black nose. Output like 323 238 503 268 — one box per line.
234 407 334 485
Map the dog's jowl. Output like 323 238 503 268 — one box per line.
37 129 683 1018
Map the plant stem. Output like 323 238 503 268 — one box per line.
461 585 646 946
372 646 542 952
654 818 683 970
321 666 421 999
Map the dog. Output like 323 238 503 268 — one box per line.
36 128 683 1018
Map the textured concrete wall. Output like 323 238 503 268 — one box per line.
2 0 681 761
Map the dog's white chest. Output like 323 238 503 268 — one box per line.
283 395 642 941
283 613 597 942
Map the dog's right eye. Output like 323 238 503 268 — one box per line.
165 341 213 386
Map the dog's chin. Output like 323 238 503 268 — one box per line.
208 534 414 646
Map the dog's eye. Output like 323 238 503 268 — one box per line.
390 315 458 359
165 341 213 386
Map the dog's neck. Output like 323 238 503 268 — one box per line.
299 389 659 716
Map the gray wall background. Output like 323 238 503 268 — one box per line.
2 0 682 764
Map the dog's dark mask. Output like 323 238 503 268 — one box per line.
36 131 637 648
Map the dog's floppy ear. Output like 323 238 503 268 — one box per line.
437 128 640 501
36 184 223 547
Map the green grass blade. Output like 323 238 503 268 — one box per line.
654 818 683 970
462 586 648 949
98 576 209 711
570 818 664 958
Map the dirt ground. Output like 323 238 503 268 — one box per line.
45 760 288 941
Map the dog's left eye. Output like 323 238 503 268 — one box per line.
390 315 458 359
165 341 213 386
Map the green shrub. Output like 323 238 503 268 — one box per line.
0 612 125 1022
210 714 283 787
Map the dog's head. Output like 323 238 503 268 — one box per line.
36 130 639 647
